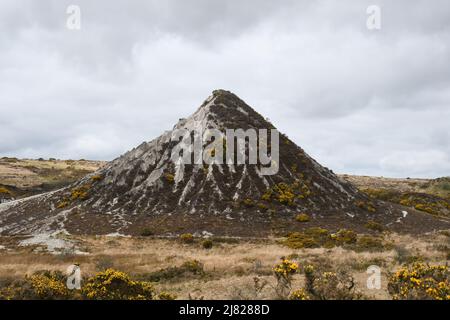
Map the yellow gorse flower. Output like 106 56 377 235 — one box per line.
273 258 299 279
388 263 449 300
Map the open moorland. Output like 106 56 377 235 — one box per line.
0 158 448 300
0 230 449 300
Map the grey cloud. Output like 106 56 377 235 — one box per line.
0 0 449 178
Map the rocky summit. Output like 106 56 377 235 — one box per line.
0 90 448 237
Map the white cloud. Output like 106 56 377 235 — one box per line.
380 150 450 177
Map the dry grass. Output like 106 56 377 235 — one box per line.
339 174 450 199
0 232 448 300
0 158 104 190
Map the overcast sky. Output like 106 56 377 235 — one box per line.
0 0 449 178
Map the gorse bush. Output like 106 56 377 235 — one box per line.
0 271 70 300
283 228 357 249
57 201 69 209
354 235 387 252
273 258 298 279
82 269 154 300
181 260 204 274
164 173 175 183
180 233 194 244
202 239 213 249
285 229 389 252
333 229 358 245
273 258 298 298
91 175 103 182
55 184 92 209
261 180 311 206
289 288 310 300
355 200 376 212
303 265 363 300
295 213 309 222
140 228 154 237
28 271 70 300
70 184 90 201
388 263 449 300
157 292 177 300
273 183 296 206
284 228 330 249
365 220 385 232
242 198 255 207
257 202 268 211
271 259 362 300
0 187 11 195
0 269 178 301
363 188 450 217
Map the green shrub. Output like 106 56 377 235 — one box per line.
261 180 311 206
145 260 204 282
257 203 268 211
273 258 299 298
365 220 385 232
284 232 320 249
285 229 320 249
70 185 90 201
180 233 194 244
181 260 204 274
284 228 356 249
355 200 376 212
57 201 69 209
414 203 438 215
388 263 449 300
295 213 309 222
302 265 363 300
91 175 103 182
140 228 154 237
82 269 154 300
364 188 449 217
0 187 11 195
164 173 175 183
290 288 310 300
158 292 177 300
0 271 70 300
354 235 386 252
0 269 177 301
202 239 213 249
242 199 255 207
333 229 357 245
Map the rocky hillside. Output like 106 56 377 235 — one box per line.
0 90 448 238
